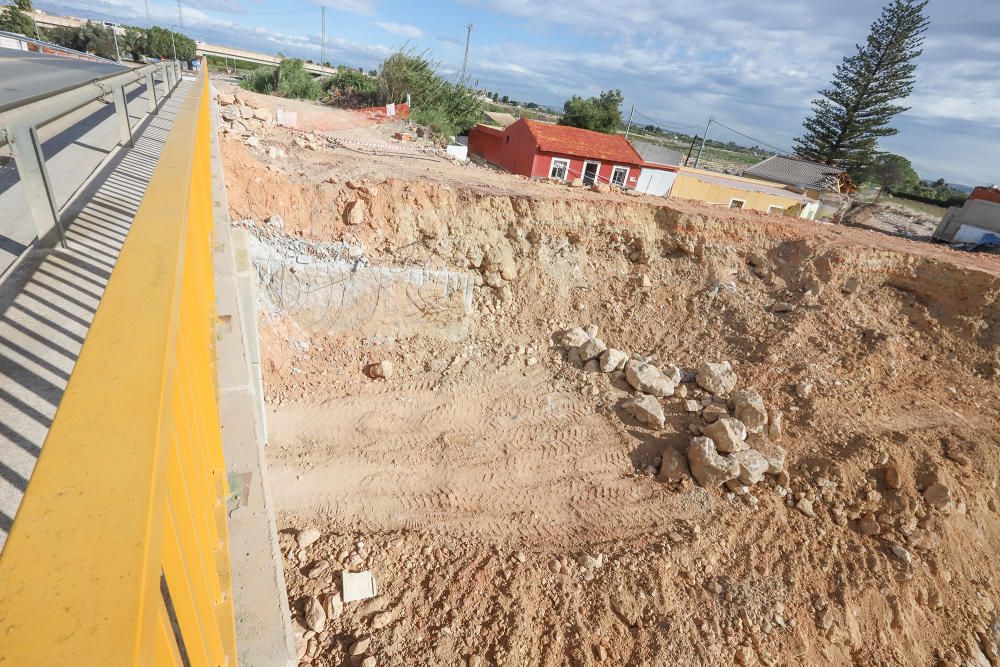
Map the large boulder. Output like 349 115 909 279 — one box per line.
599 348 628 372
703 416 748 453
755 441 786 474
696 361 737 396
560 327 591 349
623 393 665 429
657 446 689 483
625 359 676 397
303 595 326 632
578 337 608 361
687 437 740 487
732 389 767 433
732 449 768 485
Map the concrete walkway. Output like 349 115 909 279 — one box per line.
0 79 193 548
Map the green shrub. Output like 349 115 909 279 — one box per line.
241 59 321 100
321 68 377 94
376 50 484 140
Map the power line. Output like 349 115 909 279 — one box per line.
709 118 790 156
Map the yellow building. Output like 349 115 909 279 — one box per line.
668 166 819 219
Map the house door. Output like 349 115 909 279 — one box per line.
582 161 600 185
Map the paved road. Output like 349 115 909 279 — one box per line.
0 47 125 111
0 50 162 276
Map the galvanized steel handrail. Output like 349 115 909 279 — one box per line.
0 58 182 248
0 65 238 665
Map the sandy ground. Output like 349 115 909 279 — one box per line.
218 81 1000 667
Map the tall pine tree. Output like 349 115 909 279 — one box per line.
794 0 929 175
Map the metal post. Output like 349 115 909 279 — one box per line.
6 126 66 248
160 62 170 94
144 70 158 112
624 105 635 139
111 84 133 148
693 115 713 169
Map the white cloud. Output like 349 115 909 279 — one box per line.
375 21 424 39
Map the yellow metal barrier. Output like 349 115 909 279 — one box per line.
0 67 237 665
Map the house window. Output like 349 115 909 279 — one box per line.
767 205 785 214
549 158 570 180
729 198 746 209
611 166 629 187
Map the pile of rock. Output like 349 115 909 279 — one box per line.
217 92 274 134
555 326 787 496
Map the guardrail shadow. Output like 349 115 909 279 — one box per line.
0 79 191 549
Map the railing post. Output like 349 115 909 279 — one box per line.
144 70 158 113
160 62 170 95
111 84 133 148
5 125 67 248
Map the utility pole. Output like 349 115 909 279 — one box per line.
683 134 699 166
459 23 474 83
692 115 714 169
320 6 327 66
624 105 635 139
145 0 150 27
177 0 183 28
170 29 177 61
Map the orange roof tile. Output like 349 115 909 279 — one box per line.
521 119 643 165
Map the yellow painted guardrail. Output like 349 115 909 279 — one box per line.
0 67 237 665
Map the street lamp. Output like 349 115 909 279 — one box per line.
169 25 178 62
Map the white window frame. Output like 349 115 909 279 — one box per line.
767 204 785 214
610 165 630 187
728 198 746 209
582 160 601 185
549 157 570 180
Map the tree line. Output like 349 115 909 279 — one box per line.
1 1 196 62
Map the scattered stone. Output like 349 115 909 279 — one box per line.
253 107 273 121
217 93 236 105
892 544 913 564
267 145 285 160
657 446 689 483
583 359 601 373
349 636 372 656
755 442 786 474
858 513 881 536
591 182 610 193
599 348 628 372
795 382 814 399
661 365 683 384
368 360 393 379
467 656 485 667
684 399 701 413
514 550 527 563
306 560 330 579
702 404 729 423
322 591 343 620
884 464 901 490
796 497 816 518
578 337 608 361
360 658 376 667
221 106 240 122
623 393 666 429
625 359 676 397
732 449 768 485
924 483 953 510
346 199 366 226
696 361 737 396
703 417 748 453
245 135 261 148
687 437 740 487
767 409 783 441
584 324 599 338
560 327 590 348
735 645 757 665
297 526 321 549
772 301 796 313
732 389 767 432
303 595 326 632
842 277 860 294
267 214 284 230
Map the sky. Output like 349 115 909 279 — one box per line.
32 0 1000 185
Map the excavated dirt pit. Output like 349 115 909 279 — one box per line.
222 129 1000 667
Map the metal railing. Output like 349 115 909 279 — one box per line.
0 66 238 664
0 58 183 248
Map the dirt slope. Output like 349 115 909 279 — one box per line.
222 122 1000 667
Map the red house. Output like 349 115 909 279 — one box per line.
468 119 644 189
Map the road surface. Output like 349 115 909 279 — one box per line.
0 49 159 275
0 47 124 111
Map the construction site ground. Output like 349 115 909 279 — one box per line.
218 84 1000 667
